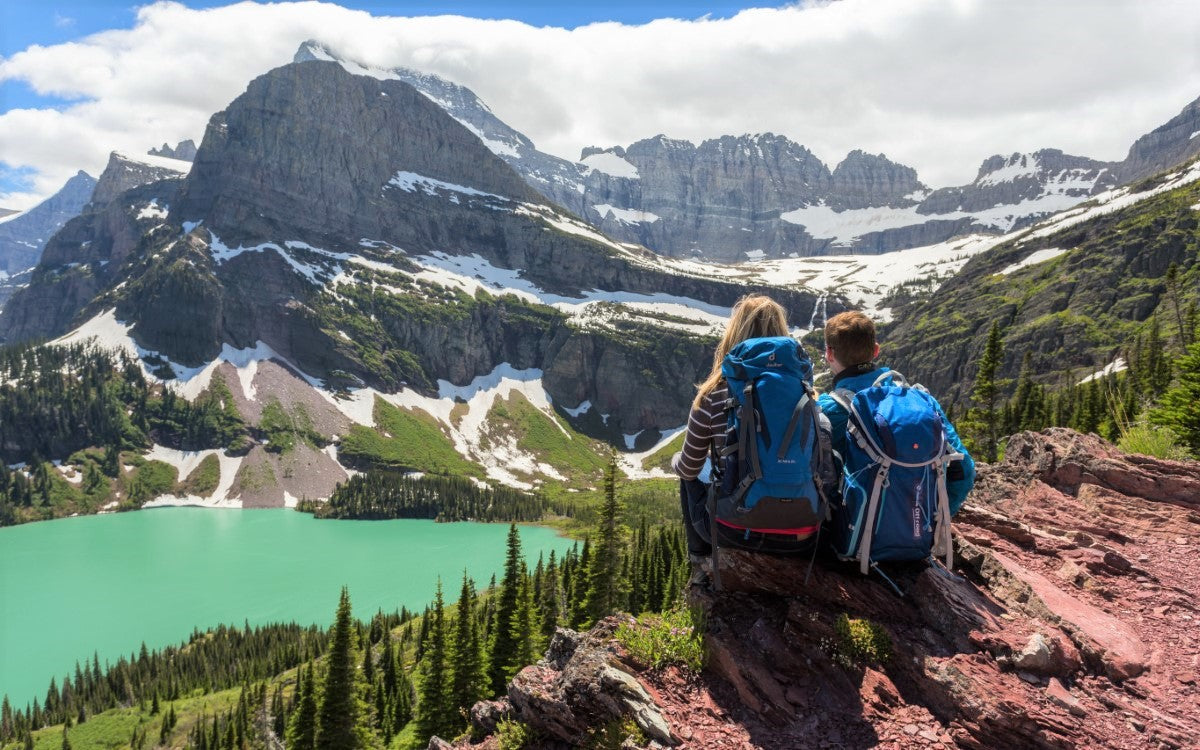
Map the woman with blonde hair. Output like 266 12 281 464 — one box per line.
673 293 817 565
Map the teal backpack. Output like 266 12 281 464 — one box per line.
707 337 834 587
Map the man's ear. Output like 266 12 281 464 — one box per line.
873 343 881 359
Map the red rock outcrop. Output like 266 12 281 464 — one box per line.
442 429 1200 749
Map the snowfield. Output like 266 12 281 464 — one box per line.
998 247 1067 275
580 152 640 179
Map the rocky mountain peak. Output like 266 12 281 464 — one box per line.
89 151 188 209
0 169 98 280
445 429 1200 749
148 140 198 162
830 149 925 210
972 148 1113 187
171 58 547 245
1117 93 1200 183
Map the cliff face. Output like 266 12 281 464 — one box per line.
449 429 1200 749
0 179 181 343
1117 95 1200 185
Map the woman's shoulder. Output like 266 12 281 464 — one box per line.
699 382 728 413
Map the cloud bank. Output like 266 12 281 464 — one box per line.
2 0 1199 209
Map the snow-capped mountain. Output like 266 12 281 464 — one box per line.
292 42 1200 263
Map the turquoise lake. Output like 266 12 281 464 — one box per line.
0 509 573 708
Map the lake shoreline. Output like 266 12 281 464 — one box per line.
0 510 574 708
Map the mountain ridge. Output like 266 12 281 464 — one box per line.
293 41 1200 262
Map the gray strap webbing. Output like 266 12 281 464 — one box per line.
859 466 888 575
829 388 854 412
742 384 763 483
777 393 811 460
932 450 963 570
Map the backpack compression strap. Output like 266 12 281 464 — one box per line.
932 449 963 570
728 383 763 506
776 384 817 460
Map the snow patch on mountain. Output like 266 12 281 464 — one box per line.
1078 357 1129 385
998 247 1067 275
619 426 687 480
563 400 592 417
1022 160 1200 243
136 200 168 220
593 204 661 224
387 171 510 202
978 154 1042 186
134 446 244 508
322 363 571 489
780 203 936 246
54 309 321 404
409 250 728 333
457 121 523 159
115 151 191 174
581 152 640 179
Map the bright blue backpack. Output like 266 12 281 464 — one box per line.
707 337 833 580
828 371 960 577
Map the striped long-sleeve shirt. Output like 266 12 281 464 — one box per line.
672 382 729 480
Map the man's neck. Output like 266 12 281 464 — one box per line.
831 361 880 387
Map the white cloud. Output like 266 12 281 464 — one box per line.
1 0 1199 209
53 13 76 29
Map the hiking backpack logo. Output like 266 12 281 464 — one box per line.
707 337 833 555
827 371 960 576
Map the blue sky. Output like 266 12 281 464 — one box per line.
0 1 762 56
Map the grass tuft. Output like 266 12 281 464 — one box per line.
615 607 705 671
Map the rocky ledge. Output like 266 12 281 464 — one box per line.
439 428 1199 749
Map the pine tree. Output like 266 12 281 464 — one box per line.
539 550 561 639
487 524 523 696
415 579 453 742
512 565 537 668
970 320 1005 462
584 454 626 623
569 538 591 628
1165 262 1189 349
1151 341 1200 453
285 662 317 750
314 588 373 750
449 572 484 719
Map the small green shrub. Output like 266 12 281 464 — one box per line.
586 718 647 750
615 607 704 671
126 460 178 505
1123 421 1193 461
495 718 537 750
179 453 220 496
828 614 892 667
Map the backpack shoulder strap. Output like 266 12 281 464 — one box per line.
828 387 855 412
873 370 907 387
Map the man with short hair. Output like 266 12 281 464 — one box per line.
818 311 975 514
